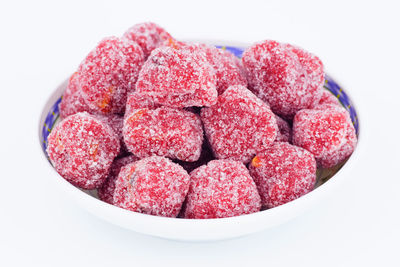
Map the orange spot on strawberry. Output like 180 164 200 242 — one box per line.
89 143 99 161
251 156 262 168
69 72 78 83
128 109 148 123
97 86 115 112
166 38 180 49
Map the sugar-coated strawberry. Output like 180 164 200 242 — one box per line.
47 112 120 189
78 37 144 114
249 142 316 208
184 159 261 219
113 156 190 217
293 105 357 168
242 40 324 118
201 85 277 163
135 46 217 108
123 22 172 59
123 107 203 162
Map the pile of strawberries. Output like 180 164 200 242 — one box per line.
47 22 357 219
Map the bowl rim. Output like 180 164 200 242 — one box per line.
37 40 362 229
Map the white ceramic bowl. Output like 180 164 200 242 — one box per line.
38 41 361 241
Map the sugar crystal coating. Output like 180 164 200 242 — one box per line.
135 46 217 108
183 43 247 95
314 90 342 108
123 22 172 59
222 49 247 79
292 105 357 168
183 159 261 219
78 37 145 114
242 40 324 118
174 139 215 173
275 114 292 143
249 142 316 208
98 155 138 204
94 114 128 156
314 104 357 168
123 107 204 162
201 85 278 163
113 156 190 217
59 72 92 119
318 124 357 168
218 48 248 93
47 112 120 189
125 92 160 119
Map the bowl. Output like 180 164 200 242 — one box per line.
38 41 361 241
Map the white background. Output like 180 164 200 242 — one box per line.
1 0 400 266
